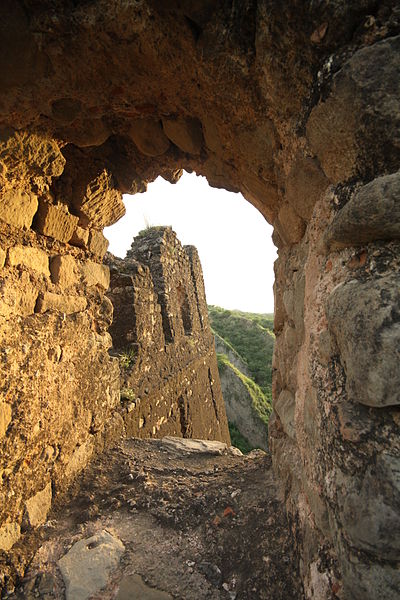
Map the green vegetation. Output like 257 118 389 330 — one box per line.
208 305 274 398
217 353 272 426
228 422 254 454
118 346 138 369
136 224 169 238
120 387 136 402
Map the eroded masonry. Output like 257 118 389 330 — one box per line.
0 2 399 599
106 226 229 443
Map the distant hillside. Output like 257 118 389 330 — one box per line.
208 306 274 399
208 305 275 452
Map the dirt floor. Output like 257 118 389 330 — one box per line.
6 437 304 600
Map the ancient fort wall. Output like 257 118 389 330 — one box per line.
0 2 399 597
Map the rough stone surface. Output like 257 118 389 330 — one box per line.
34 202 78 243
58 530 125 600
70 225 89 249
107 228 230 444
36 291 87 314
7 246 50 276
274 390 295 441
81 260 110 289
306 36 400 182
72 169 125 229
327 274 400 407
24 482 52 527
338 454 400 561
161 436 233 456
275 204 306 246
87 229 109 259
50 254 80 288
0 401 12 439
285 157 329 221
0 523 20 552
129 118 170 157
0 190 38 229
162 116 204 155
324 171 400 250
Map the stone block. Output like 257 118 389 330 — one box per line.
162 116 204 155
0 522 21 551
58 530 124 600
285 156 329 221
129 118 170 156
0 247 5 268
88 230 109 259
274 389 295 440
35 202 78 243
0 401 12 439
25 482 52 527
307 37 400 182
324 171 400 250
341 553 400 600
81 260 110 289
0 189 38 229
65 440 94 479
0 275 38 318
70 225 89 249
0 130 65 180
339 454 400 561
73 169 125 229
68 118 111 148
327 274 400 407
7 245 50 276
50 255 80 288
36 292 87 314
275 203 306 246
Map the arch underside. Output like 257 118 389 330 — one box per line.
0 1 399 597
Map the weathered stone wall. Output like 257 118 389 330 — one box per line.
0 1 399 597
106 227 230 444
0 182 122 584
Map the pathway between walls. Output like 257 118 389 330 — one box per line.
7 438 303 600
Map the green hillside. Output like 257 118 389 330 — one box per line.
209 305 275 452
208 305 274 400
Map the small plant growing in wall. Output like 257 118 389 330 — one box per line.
118 346 138 369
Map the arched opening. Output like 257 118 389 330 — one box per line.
0 2 398 598
103 172 276 450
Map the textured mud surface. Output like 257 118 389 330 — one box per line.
8 438 303 600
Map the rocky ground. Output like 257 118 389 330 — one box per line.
6 438 303 600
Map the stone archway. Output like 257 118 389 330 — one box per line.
0 2 399 598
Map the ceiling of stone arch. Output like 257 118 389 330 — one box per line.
0 0 391 235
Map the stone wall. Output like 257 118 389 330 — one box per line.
0 1 399 597
0 182 121 584
106 227 230 443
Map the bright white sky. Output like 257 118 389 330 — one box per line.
104 172 276 313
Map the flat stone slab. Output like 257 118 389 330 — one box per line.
116 574 173 600
160 436 229 455
58 530 125 600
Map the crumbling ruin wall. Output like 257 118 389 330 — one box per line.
0 180 122 580
106 226 230 443
0 1 399 597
